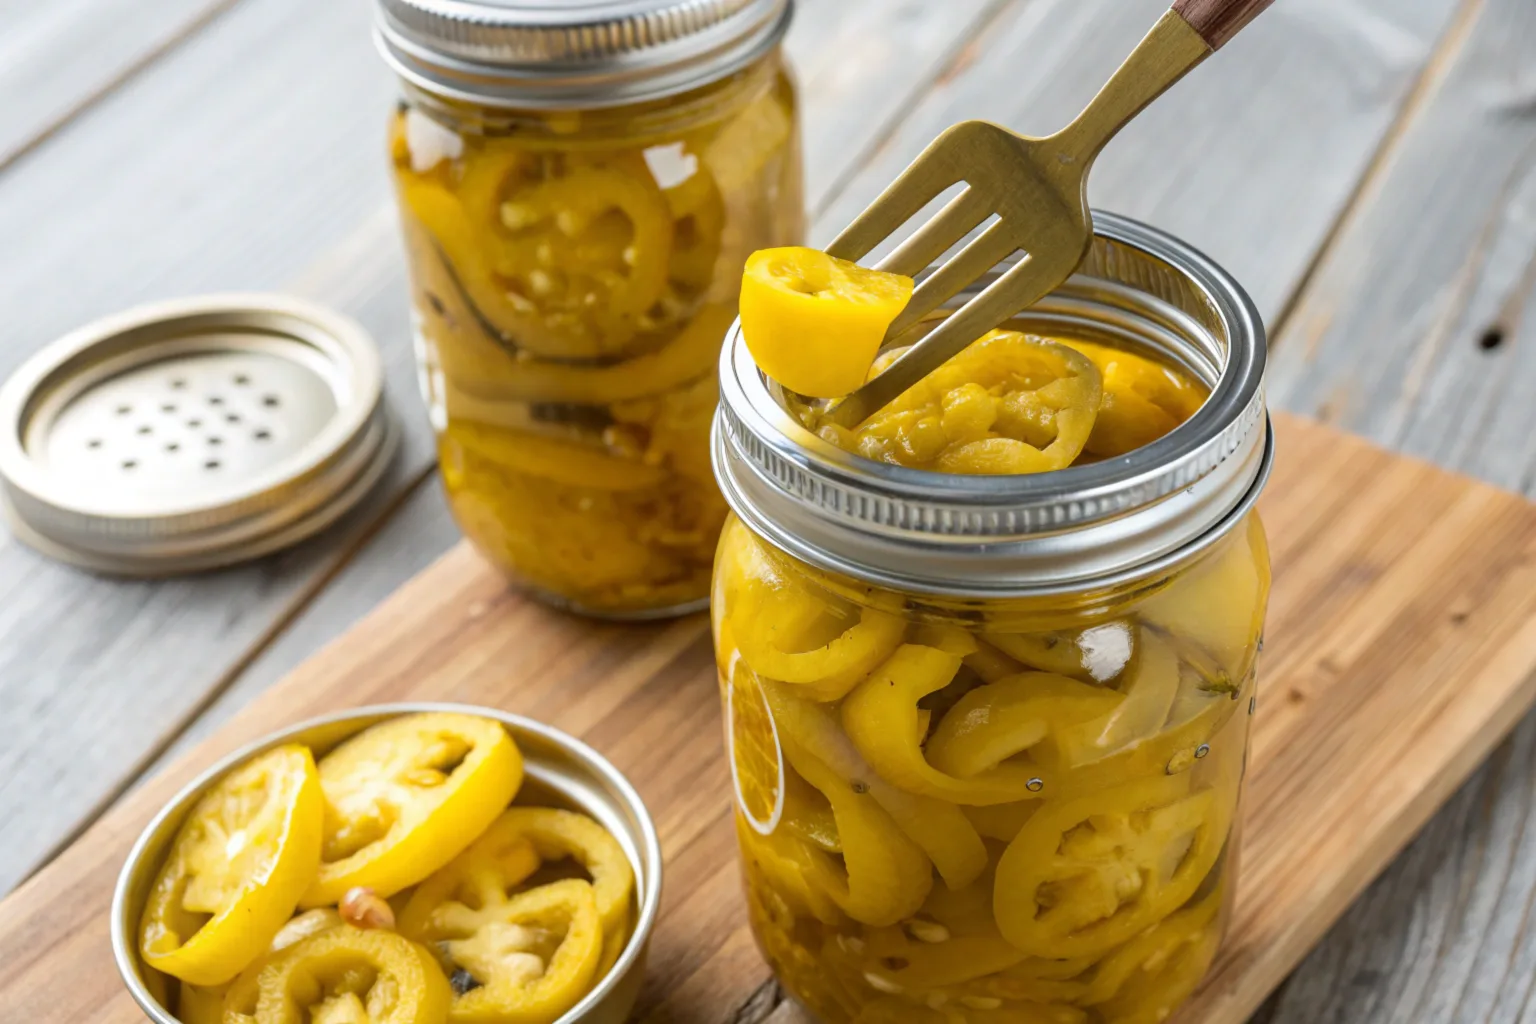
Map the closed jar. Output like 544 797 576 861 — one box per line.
378 0 803 617
711 215 1271 1023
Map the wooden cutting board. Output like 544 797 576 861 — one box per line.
5 411 1536 1024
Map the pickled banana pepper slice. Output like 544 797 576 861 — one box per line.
404 148 675 359
406 875 604 1024
775 731 933 928
766 679 988 895
401 806 635 975
825 330 1104 473
724 529 905 701
140 744 323 986
840 645 1120 804
305 713 524 906
739 247 914 398
994 773 1228 959
244 925 452 1024
1071 339 1205 459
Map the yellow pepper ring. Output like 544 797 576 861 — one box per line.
730 577 905 700
777 732 933 928
734 814 846 927
924 672 1123 781
1071 339 1206 459
251 925 452 1024
1080 887 1222 1007
764 679 987 890
662 166 726 295
445 420 668 492
439 302 736 406
398 833 541 941
440 878 604 1024
139 744 323 987
739 247 914 399
451 148 674 358
863 925 1031 991
841 647 1100 806
304 713 525 907
1050 630 1180 770
993 773 1228 960
470 807 635 938
837 332 1103 474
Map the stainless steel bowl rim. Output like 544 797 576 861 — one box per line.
712 210 1271 596
112 702 664 1024
375 0 792 109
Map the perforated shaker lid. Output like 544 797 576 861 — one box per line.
0 294 397 575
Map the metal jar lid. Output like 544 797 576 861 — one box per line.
375 0 792 108
0 294 397 576
713 211 1272 597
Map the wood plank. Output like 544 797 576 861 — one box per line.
4 414 1536 1024
0 0 1005 896
1258 0 1536 1019
0 0 235 169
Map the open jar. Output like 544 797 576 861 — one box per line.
711 214 1271 1023
376 0 802 618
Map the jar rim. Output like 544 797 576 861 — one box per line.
712 211 1272 597
374 0 791 109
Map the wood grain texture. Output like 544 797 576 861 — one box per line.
817 0 1462 322
1171 0 1278 49
1258 0 1536 1019
0 0 998 897
0 0 236 169
3 414 1536 1024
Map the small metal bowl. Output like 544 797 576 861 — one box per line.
112 703 663 1024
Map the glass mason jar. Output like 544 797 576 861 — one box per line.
711 215 1272 1024
376 0 802 617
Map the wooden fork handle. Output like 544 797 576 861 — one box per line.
1171 0 1276 49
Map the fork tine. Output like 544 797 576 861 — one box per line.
829 255 1057 427
874 186 992 278
883 220 1023 339
824 128 971 264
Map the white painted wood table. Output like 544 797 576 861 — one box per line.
1 0 1533 1020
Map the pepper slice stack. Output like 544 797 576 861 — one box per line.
390 60 801 617
137 713 639 1024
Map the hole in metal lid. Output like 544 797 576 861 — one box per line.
204 459 221 470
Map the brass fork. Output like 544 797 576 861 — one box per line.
822 0 1274 428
